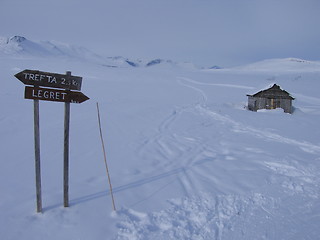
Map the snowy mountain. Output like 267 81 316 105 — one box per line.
1 36 81 57
0 36 202 69
1 38 320 239
0 35 128 66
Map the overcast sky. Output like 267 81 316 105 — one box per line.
1 0 319 67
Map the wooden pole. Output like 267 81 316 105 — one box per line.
34 99 42 213
96 102 116 211
63 71 71 207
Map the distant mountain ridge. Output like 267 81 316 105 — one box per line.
0 35 203 69
1 36 318 71
0 35 108 62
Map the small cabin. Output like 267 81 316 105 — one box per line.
247 84 294 113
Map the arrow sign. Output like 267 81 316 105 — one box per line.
15 69 82 91
25 86 89 103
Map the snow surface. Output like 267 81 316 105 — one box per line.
1 38 320 239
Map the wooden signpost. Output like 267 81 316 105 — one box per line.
15 69 82 90
24 86 89 103
15 69 89 213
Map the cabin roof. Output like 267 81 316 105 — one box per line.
247 84 294 100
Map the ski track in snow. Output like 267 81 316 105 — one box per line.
134 75 320 199
177 76 255 90
176 77 320 197
115 75 320 239
178 77 320 154
197 104 320 154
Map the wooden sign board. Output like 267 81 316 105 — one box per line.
17 69 89 213
25 86 89 103
15 69 82 91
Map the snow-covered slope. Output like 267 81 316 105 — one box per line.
233 58 320 72
1 41 320 239
0 36 200 69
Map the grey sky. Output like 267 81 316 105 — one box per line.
1 0 319 66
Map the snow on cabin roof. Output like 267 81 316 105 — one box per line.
246 82 277 96
247 84 295 99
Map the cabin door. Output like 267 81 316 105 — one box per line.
270 99 275 109
271 99 281 109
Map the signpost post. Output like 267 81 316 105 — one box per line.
15 69 89 213
64 71 71 208
34 98 42 213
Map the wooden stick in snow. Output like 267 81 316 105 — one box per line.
96 102 116 211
